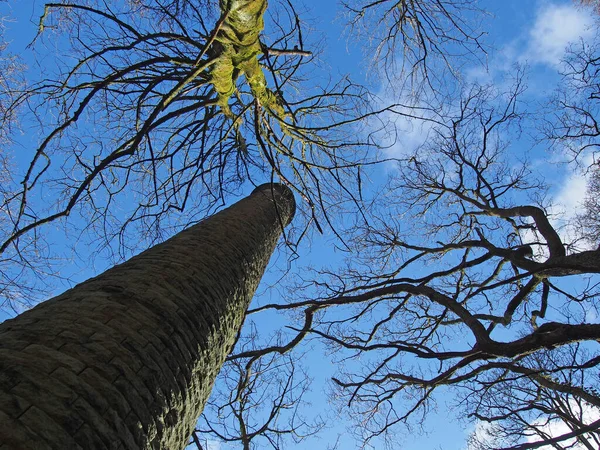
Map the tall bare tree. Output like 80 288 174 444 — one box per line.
0 183 295 449
2 1 550 448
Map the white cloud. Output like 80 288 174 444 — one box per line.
552 169 587 219
466 3 595 86
367 89 438 160
186 439 221 450
383 111 434 158
465 421 503 449
526 400 600 449
514 159 592 262
468 401 600 449
546 153 596 251
585 306 597 322
523 4 594 67
516 152 596 259
206 440 221 450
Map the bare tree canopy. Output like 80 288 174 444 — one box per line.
579 0 600 14
241 72 600 448
546 34 600 162
342 0 487 94
190 325 323 450
0 0 390 311
2 1 600 449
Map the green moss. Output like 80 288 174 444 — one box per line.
210 0 285 118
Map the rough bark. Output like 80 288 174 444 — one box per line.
0 183 295 450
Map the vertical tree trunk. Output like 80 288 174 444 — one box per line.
0 183 295 450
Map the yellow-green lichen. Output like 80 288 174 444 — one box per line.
210 0 285 117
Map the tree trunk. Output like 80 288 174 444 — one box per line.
0 183 295 450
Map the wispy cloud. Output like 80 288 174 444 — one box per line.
186 438 222 450
206 440 222 450
526 400 600 449
467 401 600 449
546 153 596 251
467 2 595 85
551 166 587 220
465 421 503 449
518 161 591 260
522 3 594 67
367 89 440 160
381 108 434 158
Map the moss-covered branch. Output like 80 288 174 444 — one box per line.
210 0 284 117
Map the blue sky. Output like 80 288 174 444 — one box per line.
1 0 599 448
